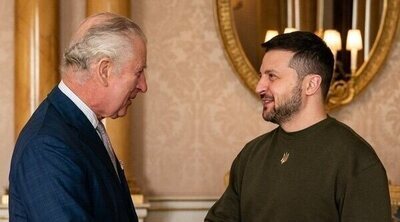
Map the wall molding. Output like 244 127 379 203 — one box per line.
148 196 218 211
146 196 218 222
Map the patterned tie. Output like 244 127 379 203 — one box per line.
96 120 119 178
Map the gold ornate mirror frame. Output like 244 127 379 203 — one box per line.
215 0 399 110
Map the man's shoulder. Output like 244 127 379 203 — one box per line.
12 98 80 165
325 117 373 149
325 117 383 172
236 128 279 158
18 99 71 142
247 128 278 145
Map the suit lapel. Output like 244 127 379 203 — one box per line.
116 158 137 219
47 86 121 183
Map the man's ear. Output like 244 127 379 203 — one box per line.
96 58 111 86
304 74 322 96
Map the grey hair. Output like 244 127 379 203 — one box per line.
61 13 146 82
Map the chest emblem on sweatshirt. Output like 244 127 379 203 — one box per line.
280 152 290 164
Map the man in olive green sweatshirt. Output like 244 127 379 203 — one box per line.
205 31 391 222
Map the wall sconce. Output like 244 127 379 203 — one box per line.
284 27 298 33
323 29 342 61
264 30 279 42
264 28 297 43
346 29 363 74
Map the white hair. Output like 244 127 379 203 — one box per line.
61 13 146 83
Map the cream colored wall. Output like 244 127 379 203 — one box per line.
0 0 399 198
0 0 14 194
129 0 272 197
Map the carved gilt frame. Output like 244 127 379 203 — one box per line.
214 0 400 110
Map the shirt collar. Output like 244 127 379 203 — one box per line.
58 80 100 129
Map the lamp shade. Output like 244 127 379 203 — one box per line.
284 27 298 33
264 30 279 42
346 29 363 50
323 29 342 51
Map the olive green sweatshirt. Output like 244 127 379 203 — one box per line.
206 117 391 222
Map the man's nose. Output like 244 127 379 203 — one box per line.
255 76 268 95
138 74 147 93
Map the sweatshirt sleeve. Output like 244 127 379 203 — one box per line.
340 162 392 222
205 151 245 222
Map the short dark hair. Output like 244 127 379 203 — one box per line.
262 31 334 100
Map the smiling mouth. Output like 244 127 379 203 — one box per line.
261 95 274 105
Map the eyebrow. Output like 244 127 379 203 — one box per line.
260 69 277 75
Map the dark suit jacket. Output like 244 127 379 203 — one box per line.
9 86 138 222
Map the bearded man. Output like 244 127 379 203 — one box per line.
205 31 391 222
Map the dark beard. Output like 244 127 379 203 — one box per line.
263 82 302 124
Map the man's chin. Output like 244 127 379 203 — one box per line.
108 111 126 119
115 107 130 118
263 108 283 124
262 111 275 123
109 115 119 119
263 116 276 123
